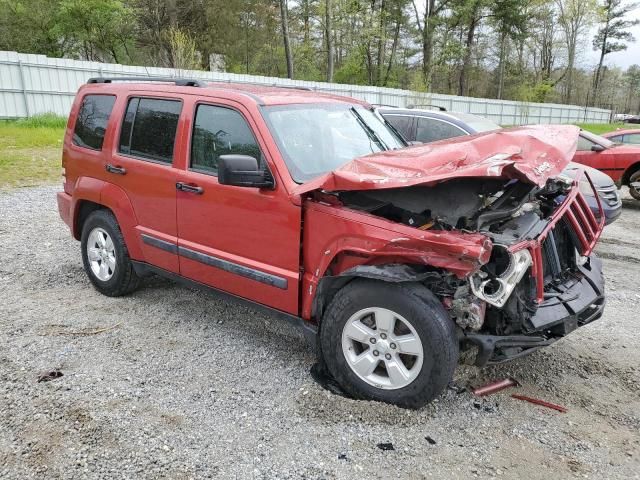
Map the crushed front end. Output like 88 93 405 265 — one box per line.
462 170 605 365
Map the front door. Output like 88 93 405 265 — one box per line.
176 100 301 315
107 95 184 273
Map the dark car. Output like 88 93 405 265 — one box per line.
378 107 623 224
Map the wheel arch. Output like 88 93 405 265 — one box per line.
621 161 640 185
311 263 448 325
71 179 142 259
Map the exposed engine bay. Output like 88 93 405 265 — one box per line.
330 175 589 358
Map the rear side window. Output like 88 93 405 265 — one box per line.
415 117 466 143
624 134 640 144
73 94 116 150
384 115 413 140
190 104 261 174
119 97 182 163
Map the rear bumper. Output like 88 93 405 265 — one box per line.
57 191 73 230
465 254 605 366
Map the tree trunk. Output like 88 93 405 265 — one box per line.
497 32 507 99
458 12 478 96
279 0 294 79
384 15 401 86
325 0 334 82
422 0 436 89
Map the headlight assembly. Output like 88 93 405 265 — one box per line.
469 248 532 308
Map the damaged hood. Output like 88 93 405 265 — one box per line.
293 125 579 195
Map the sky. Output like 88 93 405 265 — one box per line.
583 10 640 70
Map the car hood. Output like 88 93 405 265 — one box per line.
293 125 579 195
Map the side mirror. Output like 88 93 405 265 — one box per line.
217 155 275 189
591 144 605 152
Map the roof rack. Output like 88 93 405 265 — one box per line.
407 103 447 112
87 77 207 87
217 80 315 92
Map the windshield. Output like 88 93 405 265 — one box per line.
263 104 406 183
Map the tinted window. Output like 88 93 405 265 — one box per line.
415 117 466 143
73 95 116 150
607 135 622 143
384 115 413 140
119 97 181 163
191 104 261 174
624 134 640 144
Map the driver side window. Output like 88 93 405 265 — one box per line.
191 104 262 175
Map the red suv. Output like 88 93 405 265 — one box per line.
58 78 605 408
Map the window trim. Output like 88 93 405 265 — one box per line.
188 101 265 178
116 95 184 166
415 116 469 143
72 93 117 152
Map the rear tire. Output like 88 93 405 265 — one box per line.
320 279 458 409
629 171 640 201
81 209 140 297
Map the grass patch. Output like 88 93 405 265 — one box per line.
576 123 624 135
0 114 66 188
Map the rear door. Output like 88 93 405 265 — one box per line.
175 99 301 315
107 95 184 273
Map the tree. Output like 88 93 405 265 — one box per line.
54 0 136 63
592 0 640 104
555 0 596 103
279 0 294 78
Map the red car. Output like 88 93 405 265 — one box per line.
574 130 640 200
602 128 640 145
58 78 605 408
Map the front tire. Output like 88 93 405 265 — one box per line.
81 209 140 297
320 279 458 409
629 171 640 201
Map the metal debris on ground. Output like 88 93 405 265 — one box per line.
472 378 519 396
425 436 437 445
511 394 567 413
37 370 63 382
377 442 395 451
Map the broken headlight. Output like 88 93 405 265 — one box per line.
469 248 532 308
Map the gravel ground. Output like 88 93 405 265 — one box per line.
1 185 639 479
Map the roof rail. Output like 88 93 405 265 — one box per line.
407 103 447 112
217 80 315 92
87 77 207 87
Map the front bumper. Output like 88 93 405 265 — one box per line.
465 254 605 366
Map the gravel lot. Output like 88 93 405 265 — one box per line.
1 185 639 479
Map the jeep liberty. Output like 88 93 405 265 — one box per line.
57 78 605 408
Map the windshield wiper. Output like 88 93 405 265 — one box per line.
349 107 389 151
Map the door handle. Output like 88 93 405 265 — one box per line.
176 182 204 194
106 164 126 175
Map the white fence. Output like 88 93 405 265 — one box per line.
0 51 612 124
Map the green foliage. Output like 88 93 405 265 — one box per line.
0 118 65 187
576 123 625 134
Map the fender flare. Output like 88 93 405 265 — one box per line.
71 177 142 260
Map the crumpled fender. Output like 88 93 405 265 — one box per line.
300 200 491 320
293 125 578 196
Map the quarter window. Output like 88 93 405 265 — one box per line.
577 136 595 151
73 94 116 150
190 104 261 174
119 97 182 163
415 117 466 143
